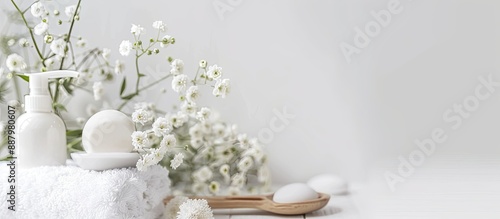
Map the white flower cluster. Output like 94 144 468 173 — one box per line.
28 2 81 62
119 20 174 57
2 1 121 105
170 60 230 100
131 103 270 195
130 56 269 195
164 196 214 219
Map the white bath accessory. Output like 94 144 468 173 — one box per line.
81 109 135 153
0 164 170 218
16 70 78 169
307 173 348 195
273 183 318 203
70 152 140 170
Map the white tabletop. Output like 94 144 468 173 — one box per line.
213 194 362 219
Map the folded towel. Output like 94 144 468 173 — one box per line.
0 163 170 219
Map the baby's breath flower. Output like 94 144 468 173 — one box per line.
160 35 174 47
209 181 220 194
50 38 67 57
102 48 111 60
119 40 132 56
132 131 149 150
170 153 184 170
114 60 124 74
18 38 29 47
213 79 230 98
193 166 213 183
136 153 155 171
152 20 166 32
181 101 197 115
164 196 189 219
160 134 177 149
219 164 230 177
237 134 250 149
177 199 214 219
196 107 211 121
92 81 103 101
34 22 48 35
30 2 46 18
171 74 189 93
132 108 153 125
170 59 184 76
76 39 87 48
151 147 165 164
185 86 199 103
190 138 203 149
130 24 144 36
167 111 188 128
152 117 172 137
7 39 15 47
44 34 53 43
206 65 222 80
6 53 27 72
212 123 227 138
53 10 60 16
199 60 207 68
65 5 78 18
237 156 254 173
231 173 246 188
189 124 203 139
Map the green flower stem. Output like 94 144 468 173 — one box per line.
135 54 140 94
58 0 82 70
53 0 82 111
10 0 45 64
117 32 165 110
117 74 172 110
76 48 99 70
139 74 172 92
12 73 21 102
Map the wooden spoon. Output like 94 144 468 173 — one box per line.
165 192 330 215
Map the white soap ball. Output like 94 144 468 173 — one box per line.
307 174 348 195
82 110 135 153
273 183 318 203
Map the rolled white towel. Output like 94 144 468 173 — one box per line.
0 164 170 219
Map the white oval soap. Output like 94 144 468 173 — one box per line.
273 183 318 203
307 174 348 195
82 110 135 153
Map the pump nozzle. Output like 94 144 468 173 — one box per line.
24 70 79 112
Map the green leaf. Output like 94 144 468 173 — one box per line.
17 74 29 82
120 77 126 95
66 129 82 137
138 73 146 77
121 93 136 100
62 80 74 95
53 102 67 112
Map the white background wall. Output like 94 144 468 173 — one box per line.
2 0 500 186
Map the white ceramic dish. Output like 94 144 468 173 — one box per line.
70 152 140 170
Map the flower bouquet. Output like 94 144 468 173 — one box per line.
0 0 271 199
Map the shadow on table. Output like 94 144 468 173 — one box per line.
215 206 342 217
307 206 343 217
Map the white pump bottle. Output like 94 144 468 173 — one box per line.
16 70 79 169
